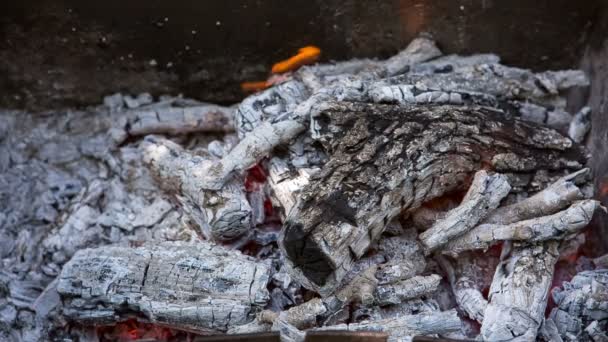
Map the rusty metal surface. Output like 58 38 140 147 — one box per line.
305 330 388 342
193 332 280 342
0 0 604 110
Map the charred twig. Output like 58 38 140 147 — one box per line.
142 136 252 241
419 170 511 252
316 310 462 342
443 200 599 255
436 255 488 323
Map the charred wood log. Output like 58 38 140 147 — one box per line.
280 101 586 294
57 241 271 333
481 241 560 341
374 274 442 306
124 103 235 137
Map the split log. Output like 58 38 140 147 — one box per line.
419 170 511 252
280 101 586 294
141 136 252 241
316 309 462 342
443 200 599 256
57 241 271 333
481 241 560 342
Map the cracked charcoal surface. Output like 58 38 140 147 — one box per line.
281 101 586 293
57 241 271 333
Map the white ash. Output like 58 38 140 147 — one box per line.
549 269 608 342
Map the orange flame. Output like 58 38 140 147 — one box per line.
271 45 321 74
240 80 271 93
241 45 321 93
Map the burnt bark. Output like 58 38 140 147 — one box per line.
281 101 586 293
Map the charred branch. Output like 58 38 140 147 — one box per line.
57 242 271 333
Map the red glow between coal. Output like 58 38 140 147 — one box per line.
95 319 187 341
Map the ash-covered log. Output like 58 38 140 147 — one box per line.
281 101 586 294
481 241 560 341
57 241 271 333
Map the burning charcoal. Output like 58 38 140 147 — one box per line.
57 241 271 333
281 101 586 294
584 321 608 342
142 136 252 241
227 320 272 335
375 232 427 285
0 304 17 326
419 170 511 252
267 157 317 217
549 269 608 341
235 80 310 138
32 280 60 320
539 318 564 342
375 274 442 306
392 64 588 109
121 102 235 139
199 118 308 190
485 168 590 225
436 255 488 323
1 31 602 341
482 241 560 341
260 298 328 330
569 106 592 143
443 200 600 255
517 102 574 132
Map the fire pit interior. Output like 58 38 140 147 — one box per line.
1 1 608 341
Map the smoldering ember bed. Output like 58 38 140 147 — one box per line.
1 11 608 342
